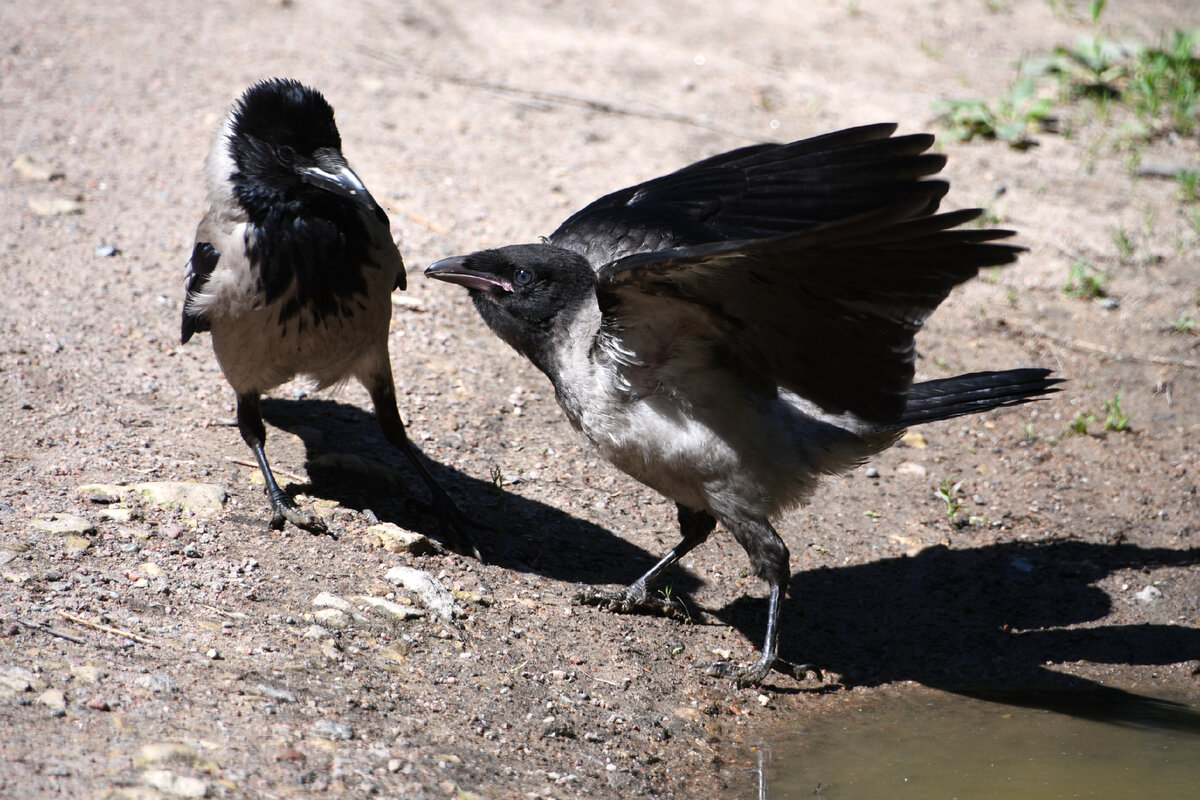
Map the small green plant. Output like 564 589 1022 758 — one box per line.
1111 226 1134 263
1187 207 1200 237
935 73 1056 148
1062 259 1108 299
864 509 881 519
1126 28 1200 137
1176 169 1200 203
1102 392 1131 432
936 477 965 520
941 26 1200 146
1088 0 1107 25
1066 411 1097 436
1169 312 1197 334
1040 35 1133 101
918 40 944 59
1142 204 1158 243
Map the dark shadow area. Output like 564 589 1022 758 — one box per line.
713 539 1200 729
263 396 1197 729
259 397 704 595
952 684 1200 735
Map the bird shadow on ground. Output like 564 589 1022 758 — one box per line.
259 397 703 594
716 538 1200 730
263 397 1198 729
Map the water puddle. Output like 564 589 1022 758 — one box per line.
757 688 1200 799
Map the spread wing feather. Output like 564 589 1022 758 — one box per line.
595 206 1024 423
548 123 949 267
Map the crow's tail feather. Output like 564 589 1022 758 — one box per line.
879 368 1062 430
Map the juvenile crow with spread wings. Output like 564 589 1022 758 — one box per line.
182 78 477 557
426 124 1058 683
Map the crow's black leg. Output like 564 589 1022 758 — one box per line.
236 392 326 534
575 504 716 619
704 515 819 686
365 372 481 559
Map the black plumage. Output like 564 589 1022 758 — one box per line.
426 123 1060 683
182 78 477 557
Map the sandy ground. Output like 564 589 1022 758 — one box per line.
2 0 1199 797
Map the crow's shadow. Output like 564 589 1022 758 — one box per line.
259 397 703 594
719 539 1200 730
262 397 1198 729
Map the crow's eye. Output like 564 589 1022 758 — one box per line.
514 268 534 286
277 145 296 165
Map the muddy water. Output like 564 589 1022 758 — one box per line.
757 689 1200 799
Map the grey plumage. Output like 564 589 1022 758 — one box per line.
182 78 477 557
426 123 1059 684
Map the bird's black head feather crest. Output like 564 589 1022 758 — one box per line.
427 244 596 379
230 78 341 162
223 78 378 326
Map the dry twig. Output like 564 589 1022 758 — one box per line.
359 46 777 145
224 456 307 484
17 618 86 644
1005 321 1200 370
57 610 157 646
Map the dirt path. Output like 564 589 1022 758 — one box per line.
2 1 1198 796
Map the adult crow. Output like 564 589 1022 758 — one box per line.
182 77 477 558
426 123 1059 683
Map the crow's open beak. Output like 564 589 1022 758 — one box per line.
300 147 374 211
425 256 514 294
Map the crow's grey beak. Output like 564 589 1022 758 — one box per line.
425 256 514 294
300 147 374 211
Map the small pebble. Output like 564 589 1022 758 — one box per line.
206 648 222 660
37 688 67 711
311 719 354 741
134 674 177 693
865 467 880 478
1134 585 1163 603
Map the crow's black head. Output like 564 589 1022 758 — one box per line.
425 244 597 374
226 78 373 216
220 78 386 323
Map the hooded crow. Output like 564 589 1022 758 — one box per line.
426 123 1060 683
182 77 477 557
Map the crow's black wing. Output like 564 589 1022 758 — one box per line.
548 123 948 268
595 205 1024 423
181 241 220 344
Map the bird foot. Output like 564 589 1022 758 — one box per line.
573 585 691 621
268 495 329 536
420 495 483 560
705 656 822 687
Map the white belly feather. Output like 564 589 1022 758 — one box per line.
550 303 884 520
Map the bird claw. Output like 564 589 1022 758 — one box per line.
573 585 691 621
268 495 329 536
423 495 483 560
704 657 822 687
